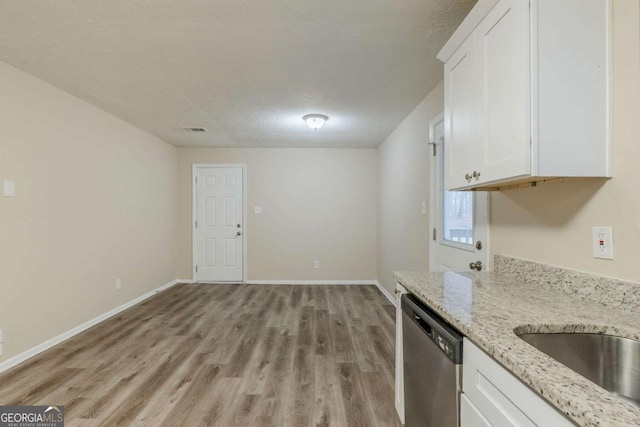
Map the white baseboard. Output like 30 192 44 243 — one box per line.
194 281 243 284
0 279 181 375
244 280 378 285
176 279 195 284
375 281 397 306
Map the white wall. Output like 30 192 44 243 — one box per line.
177 147 378 281
377 81 444 294
0 61 178 362
489 1 640 283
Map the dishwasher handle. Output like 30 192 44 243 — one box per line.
413 312 433 336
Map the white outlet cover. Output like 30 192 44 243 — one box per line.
254 206 263 214
592 226 614 260
4 180 15 197
116 278 122 289
421 201 427 215
313 261 320 269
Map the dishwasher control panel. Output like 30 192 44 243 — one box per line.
435 333 455 359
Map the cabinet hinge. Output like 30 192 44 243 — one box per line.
432 228 437 241
196 265 198 273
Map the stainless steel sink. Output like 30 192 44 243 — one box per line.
517 332 640 408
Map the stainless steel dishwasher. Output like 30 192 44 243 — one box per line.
402 294 463 427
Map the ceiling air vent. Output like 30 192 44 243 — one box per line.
184 127 208 132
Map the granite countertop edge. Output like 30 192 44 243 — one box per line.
393 270 640 427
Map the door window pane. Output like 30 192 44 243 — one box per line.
443 190 474 245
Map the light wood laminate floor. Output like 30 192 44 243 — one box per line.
0 284 401 426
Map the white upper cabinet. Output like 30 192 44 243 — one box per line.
438 0 611 190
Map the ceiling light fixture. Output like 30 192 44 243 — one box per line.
303 114 328 130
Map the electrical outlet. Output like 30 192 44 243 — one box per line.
116 278 122 290
592 226 614 260
313 260 320 269
254 206 263 214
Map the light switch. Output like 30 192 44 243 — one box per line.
592 226 614 260
421 201 428 215
3 180 15 197
254 206 263 214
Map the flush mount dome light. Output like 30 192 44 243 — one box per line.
303 114 328 130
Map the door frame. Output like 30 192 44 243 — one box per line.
192 163 248 283
428 113 490 272
428 113 444 272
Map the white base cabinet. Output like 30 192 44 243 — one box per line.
439 0 612 190
394 283 408 424
462 338 573 427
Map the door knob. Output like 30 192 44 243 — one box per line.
236 231 242 236
469 261 483 271
237 224 241 228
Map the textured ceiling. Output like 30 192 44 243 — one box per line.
0 0 475 148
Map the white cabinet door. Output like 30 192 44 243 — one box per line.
463 338 573 427
461 394 492 427
444 35 481 190
476 0 531 184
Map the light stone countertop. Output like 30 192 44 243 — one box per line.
393 269 640 427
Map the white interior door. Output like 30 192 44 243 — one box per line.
194 165 244 282
430 113 488 272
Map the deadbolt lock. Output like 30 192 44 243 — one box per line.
475 241 482 250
